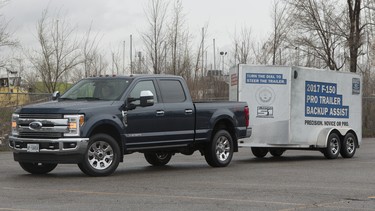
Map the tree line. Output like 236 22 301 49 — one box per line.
0 0 374 97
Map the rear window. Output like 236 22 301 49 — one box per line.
158 80 186 103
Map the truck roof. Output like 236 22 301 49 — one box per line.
87 74 181 80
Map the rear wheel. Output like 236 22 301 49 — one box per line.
78 133 120 176
269 149 285 157
204 129 233 167
340 133 357 158
323 133 341 159
144 152 172 166
251 147 268 158
19 162 57 174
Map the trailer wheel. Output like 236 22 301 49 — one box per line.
269 149 285 157
323 133 341 159
78 133 120 176
144 152 172 166
19 162 57 174
204 129 233 167
251 147 268 158
340 133 357 158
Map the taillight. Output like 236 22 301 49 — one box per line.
244 106 249 128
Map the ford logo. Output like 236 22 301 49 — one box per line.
29 121 43 130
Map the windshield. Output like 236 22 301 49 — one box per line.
60 78 133 101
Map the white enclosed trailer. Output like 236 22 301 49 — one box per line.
229 65 362 159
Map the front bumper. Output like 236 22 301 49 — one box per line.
9 136 89 164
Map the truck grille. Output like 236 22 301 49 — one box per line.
19 114 63 119
16 114 68 139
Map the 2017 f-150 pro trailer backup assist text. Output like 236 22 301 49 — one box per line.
229 65 361 159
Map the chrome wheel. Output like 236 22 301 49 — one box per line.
204 129 233 167
345 137 355 154
216 136 230 162
156 152 170 160
340 133 357 158
144 152 172 166
323 133 341 159
88 141 114 170
329 137 339 155
78 134 120 176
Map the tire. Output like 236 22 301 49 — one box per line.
144 152 172 166
78 133 121 176
269 149 285 157
323 133 341 159
251 147 268 158
204 130 233 167
19 162 57 174
340 133 357 158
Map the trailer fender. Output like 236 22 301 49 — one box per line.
316 128 352 148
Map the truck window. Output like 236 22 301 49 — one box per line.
159 80 186 103
61 78 132 101
129 80 158 103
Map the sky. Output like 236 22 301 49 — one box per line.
1 0 273 70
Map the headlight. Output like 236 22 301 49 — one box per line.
11 114 19 136
64 114 84 137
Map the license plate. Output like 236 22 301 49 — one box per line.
27 144 39 152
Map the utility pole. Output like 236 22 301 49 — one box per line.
213 38 216 70
202 27 204 76
130 34 133 74
122 41 125 75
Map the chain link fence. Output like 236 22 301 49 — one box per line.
0 93 50 150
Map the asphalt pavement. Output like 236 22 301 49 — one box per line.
0 138 375 211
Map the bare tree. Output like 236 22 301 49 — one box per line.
142 0 169 74
0 2 18 68
286 0 345 70
110 45 122 75
252 38 273 65
193 24 208 78
168 0 190 76
29 9 81 93
232 26 252 65
82 24 102 78
270 0 291 65
346 0 363 72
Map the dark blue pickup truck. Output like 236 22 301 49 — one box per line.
9 75 251 176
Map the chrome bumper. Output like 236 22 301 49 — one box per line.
9 136 89 155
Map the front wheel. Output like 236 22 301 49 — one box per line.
323 133 341 159
144 152 172 166
204 130 233 167
19 162 57 174
340 133 357 158
78 133 121 176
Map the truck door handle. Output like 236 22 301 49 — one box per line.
185 109 193 114
156 110 165 116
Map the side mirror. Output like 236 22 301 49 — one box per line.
52 91 60 101
139 90 154 107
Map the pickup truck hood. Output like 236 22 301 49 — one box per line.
16 100 118 114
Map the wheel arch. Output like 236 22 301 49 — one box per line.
212 118 238 152
86 122 124 162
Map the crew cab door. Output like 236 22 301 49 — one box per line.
125 79 165 149
156 78 195 145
